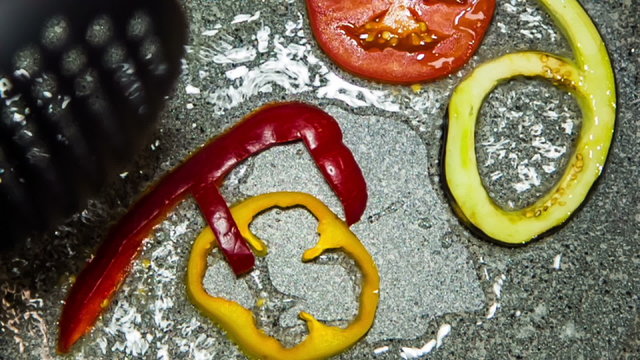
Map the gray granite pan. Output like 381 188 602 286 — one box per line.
1 0 638 358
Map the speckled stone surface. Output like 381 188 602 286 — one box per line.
1 0 638 359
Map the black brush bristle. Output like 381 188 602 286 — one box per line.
0 0 186 248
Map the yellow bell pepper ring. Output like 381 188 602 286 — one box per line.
187 192 380 360
443 0 616 245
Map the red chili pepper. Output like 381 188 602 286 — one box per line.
57 102 368 353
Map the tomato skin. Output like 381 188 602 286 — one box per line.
306 0 496 83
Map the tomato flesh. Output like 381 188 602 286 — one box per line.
306 0 496 83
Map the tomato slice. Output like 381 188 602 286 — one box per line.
306 0 496 83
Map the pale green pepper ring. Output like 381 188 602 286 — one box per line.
443 0 616 245
187 191 380 360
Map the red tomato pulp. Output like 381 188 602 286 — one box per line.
306 0 496 83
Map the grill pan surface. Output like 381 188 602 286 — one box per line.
0 0 638 359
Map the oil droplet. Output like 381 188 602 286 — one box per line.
100 299 110 309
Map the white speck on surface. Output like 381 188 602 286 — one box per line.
481 137 511 167
202 24 222 37
373 346 390 355
12 113 26 123
212 45 257 64
62 95 71 109
169 220 190 239
561 117 574 134
124 330 150 356
553 254 562 270
98 337 108 354
532 137 566 159
225 66 249 80
513 160 541 193
14 69 30 79
256 26 271 53
493 274 506 298
542 163 556 173
490 170 504 180
487 302 500 319
436 324 452 348
284 20 300 37
317 72 400 112
153 296 175 330
4 94 22 106
231 11 261 24
119 172 129 179
201 29 219 37
186 103 194 110
157 344 170 360
400 340 436 359
185 84 201 95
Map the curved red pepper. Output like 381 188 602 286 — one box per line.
58 102 368 353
